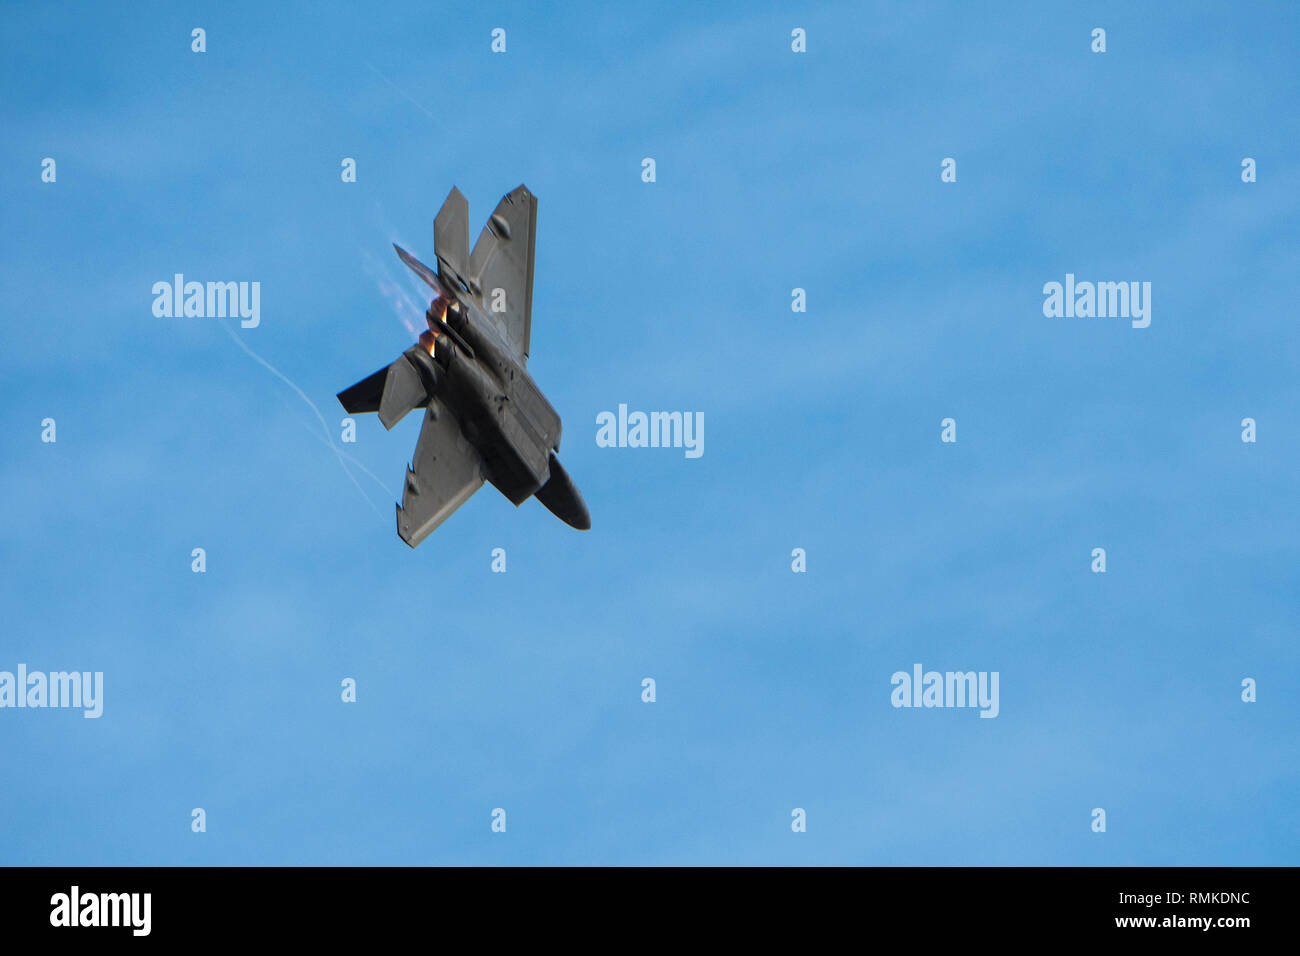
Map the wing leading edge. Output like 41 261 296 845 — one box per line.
396 399 485 547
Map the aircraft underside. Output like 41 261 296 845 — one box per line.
337 184 590 547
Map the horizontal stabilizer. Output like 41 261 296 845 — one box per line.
378 353 427 430
337 366 389 414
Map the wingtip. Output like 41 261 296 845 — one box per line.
394 504 418 549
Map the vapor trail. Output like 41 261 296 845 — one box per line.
220 322 383 515
366 62 439 122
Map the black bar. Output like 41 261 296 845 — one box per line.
0 866 1280 942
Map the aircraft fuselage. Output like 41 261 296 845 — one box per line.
438 298 561 505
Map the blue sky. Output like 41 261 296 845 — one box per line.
1 1 1297 865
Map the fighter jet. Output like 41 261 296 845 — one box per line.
338 184 590 547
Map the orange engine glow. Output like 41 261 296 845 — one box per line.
420 295 449 353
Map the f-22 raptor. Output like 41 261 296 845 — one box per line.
338 185 590 547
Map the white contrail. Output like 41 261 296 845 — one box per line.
297 418 396 500
220 322 384 515
366 61 440 122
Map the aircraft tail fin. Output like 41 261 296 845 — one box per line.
434 187 470 286
469 184 537 359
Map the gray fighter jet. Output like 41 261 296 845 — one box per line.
338 184 590 547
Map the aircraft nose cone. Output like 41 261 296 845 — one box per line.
535 453 591 531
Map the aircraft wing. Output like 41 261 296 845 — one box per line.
468 184 537 360
396 399 485 548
